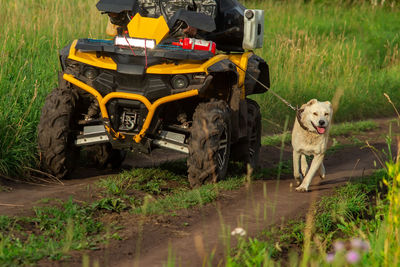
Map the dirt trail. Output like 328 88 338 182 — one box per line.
101 144 381 267
0 118 397 266
0 149 184 216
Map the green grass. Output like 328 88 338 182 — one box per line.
261 131 292 147
0 0 108 176
226 168 389 266
246 0 400 133
0 198 106 266
0 166 244 265
97 167 188 196
329 120 378 136
0 0 399 176
135 177 244 215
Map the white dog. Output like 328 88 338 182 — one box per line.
292 99 333 192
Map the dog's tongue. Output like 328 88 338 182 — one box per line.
317 127 326 134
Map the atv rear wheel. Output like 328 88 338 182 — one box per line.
37 87 79 178
187 100 231 187
246 99 261 168
230 98 261 169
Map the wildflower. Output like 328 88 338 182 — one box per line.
326 253 335 263
350 238 370 252
346 250 360 264
333 240 345 252
231 227 246 237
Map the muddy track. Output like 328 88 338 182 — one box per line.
0 118 397 266
90 144 382 267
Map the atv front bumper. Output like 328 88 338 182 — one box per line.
63 74 199 143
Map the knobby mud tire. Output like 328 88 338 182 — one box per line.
246 99 262 168
37 87 79 178
230 98 261 169
187 100 231 188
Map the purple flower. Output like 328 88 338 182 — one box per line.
346 250 360 264
333 240 345 252
326 253 335 263
350 238 370 251
361 241 370 252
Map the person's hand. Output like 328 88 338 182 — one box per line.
183 25 197 37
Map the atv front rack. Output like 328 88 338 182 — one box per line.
63 74 199 143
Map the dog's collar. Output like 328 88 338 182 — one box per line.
296 110 313 133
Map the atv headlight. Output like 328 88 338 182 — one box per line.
114 37 156 49
171 75 189 90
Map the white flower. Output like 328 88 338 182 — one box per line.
231 227 246 237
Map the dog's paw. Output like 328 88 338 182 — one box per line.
319 173 326 180
295 186 308 192
294 178 301 186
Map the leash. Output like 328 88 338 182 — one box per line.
233 62 311 132
233 63 297 111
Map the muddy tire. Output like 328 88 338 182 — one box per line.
231 99 261 168
187 100 231 187
37 87 79 178
246 99 261 168
84 144 126 169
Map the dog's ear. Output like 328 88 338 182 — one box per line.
325 101 332 107
299 102 308 111
306 99 317 106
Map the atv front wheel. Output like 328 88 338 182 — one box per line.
37 87 79 178
187 100 231 187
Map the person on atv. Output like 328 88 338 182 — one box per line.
106 0 217 38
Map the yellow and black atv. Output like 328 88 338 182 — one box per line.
37 0 270 187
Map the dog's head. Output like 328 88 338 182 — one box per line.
298 99 333 135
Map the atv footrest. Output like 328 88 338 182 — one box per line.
75 125 110 146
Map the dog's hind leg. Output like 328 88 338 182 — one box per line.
319 161 326 179
293 150 302 185
301 155 309 177
296 154 324 192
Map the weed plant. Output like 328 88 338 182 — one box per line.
0 198 105 265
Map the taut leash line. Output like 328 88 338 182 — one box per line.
232 63 297 112
233 62 313 132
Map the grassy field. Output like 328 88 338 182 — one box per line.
0 0 399 176
247 0 400 132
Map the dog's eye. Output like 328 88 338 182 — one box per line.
313 112 318 116
325 113 329 116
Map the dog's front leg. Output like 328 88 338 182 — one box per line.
319 162 326 179
296 154 324 192
293 150 302 185
301 155 309 177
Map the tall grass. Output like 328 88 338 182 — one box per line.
245 0 400 132
0 0 107 176
0 0 399 175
